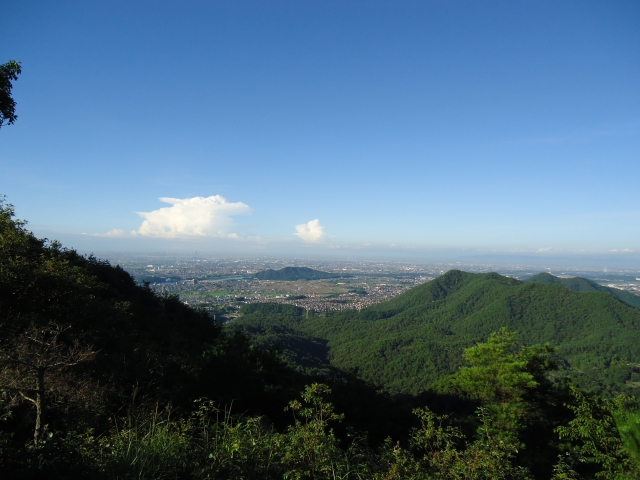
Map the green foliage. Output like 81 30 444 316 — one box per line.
556 387 639 478
235 270 640 395
450 328 555 442
0 60 21 128
377 406 533 479
432 329 568 477
614 409 640 469
525 272 640 309
94 409 192 479
79 386 374 479
279 383 370 479
234 303 332 373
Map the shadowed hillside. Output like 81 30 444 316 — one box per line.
236 270 640 395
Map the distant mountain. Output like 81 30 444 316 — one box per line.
134 275 182 285
254 266 348 281
524 272 640 308
235 270 640 395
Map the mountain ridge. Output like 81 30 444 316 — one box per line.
524 272 640 308
235 270 640 395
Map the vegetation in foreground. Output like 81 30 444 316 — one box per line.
1 198 640 479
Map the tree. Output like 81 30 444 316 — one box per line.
614 408 640 472
281 383 347 478
0 60 21 128
450 328 555 442
0 322 96 445
556 387 639 478
0 198 99 446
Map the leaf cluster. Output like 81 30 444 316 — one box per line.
0 60 21 128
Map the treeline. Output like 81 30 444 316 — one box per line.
2 198 640 478
524 272 640 309
236 270 640 396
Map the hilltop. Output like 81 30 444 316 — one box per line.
254 266 349 281
235 270 640 395
524 272 640 308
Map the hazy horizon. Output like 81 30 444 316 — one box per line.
42 232 640 272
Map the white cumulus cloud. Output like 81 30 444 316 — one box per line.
135 196 251 238
295 219 326 243
104 228 127 237
85 228 136 237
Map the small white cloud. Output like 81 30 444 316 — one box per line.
136 196 251 238
105 229 126 237
85 228 131 238
537 247 553 252
295 219 326 243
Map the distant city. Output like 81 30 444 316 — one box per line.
102 255 640 321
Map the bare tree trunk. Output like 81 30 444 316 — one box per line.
34 367 45 445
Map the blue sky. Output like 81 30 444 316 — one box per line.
2 1 640 264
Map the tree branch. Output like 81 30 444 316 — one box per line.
18 390 37 406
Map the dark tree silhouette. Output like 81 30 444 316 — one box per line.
0 60 21 128
0 322 96 445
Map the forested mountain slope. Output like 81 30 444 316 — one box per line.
0 199 308 434
236 270 640 395
0 199 412 476
524 271 640 308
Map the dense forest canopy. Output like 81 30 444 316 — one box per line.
524 272 640 309
236 270 640 396
1 198 640 478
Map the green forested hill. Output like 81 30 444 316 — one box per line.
235 270 640 395
524 271 640 308
254 266 347 280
